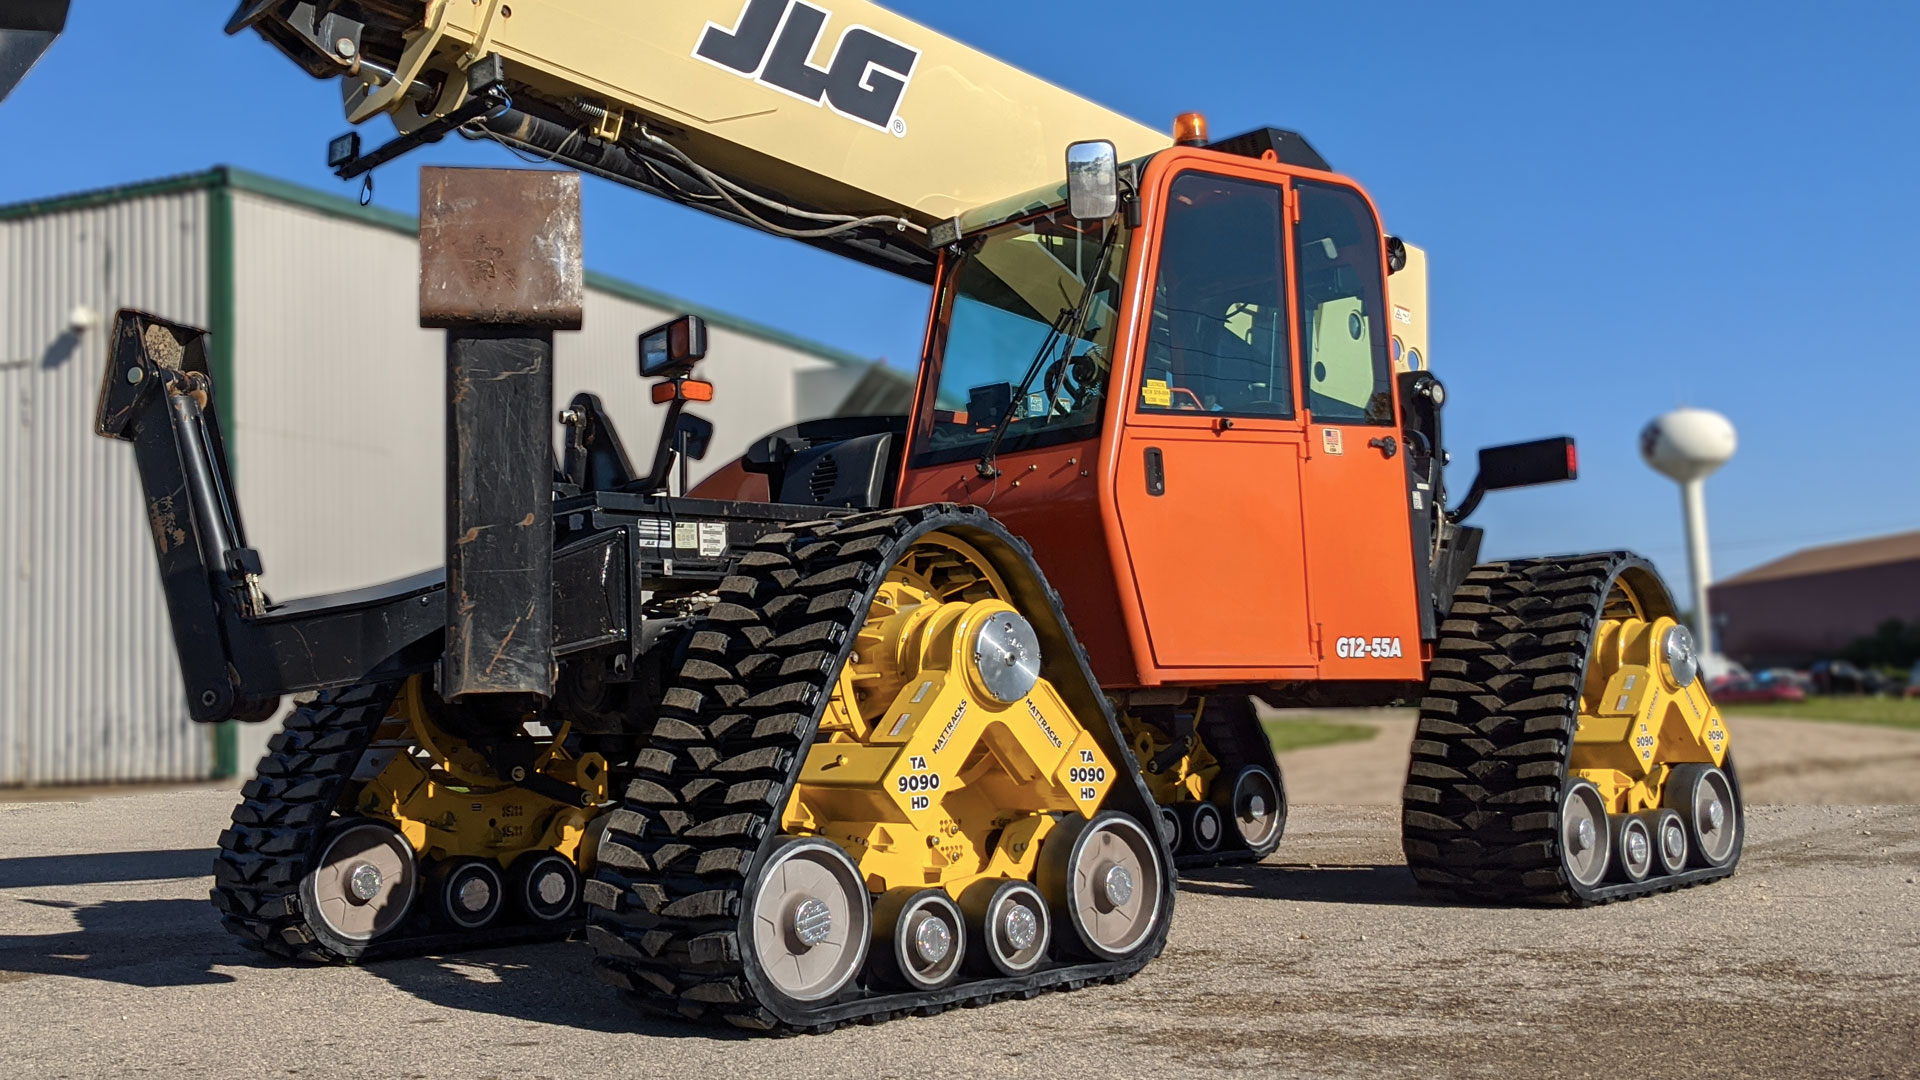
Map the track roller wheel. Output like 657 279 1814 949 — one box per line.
960 879 1050 977
1039 811 1165 962
1174 802 1224 856
1647 809 1689 876
1154 806 1179 850
510 851 581 924
745 838 872 1005
1559 780 1611 890
433 857 506 931
1213 765 1285 858
1610 813 1654 883
299 818 419 957
873 888 966 990
1664 763 1741 869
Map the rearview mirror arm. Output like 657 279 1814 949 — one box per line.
642 398 691 495
1446 475 1490 526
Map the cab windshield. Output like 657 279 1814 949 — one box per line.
911 210 1129 467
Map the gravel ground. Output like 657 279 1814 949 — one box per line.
2 717 1916 1079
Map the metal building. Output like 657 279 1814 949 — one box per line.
1710 530 1920 668
0 167 911 786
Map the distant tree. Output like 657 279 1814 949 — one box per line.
1839 618 1920 669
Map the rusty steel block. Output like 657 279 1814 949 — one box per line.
419 167 584 330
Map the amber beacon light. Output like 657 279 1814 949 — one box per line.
1173 111 1209 145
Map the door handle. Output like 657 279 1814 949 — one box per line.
1144 447 1165 496
1368 436 1398 459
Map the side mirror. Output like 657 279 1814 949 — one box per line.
639 314 708 379
1066 140 1119 221
1449 436 1578 524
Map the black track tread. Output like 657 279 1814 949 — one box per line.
211 682 590 962
1401 552 1740 906
585 505 1165 1033
210 682 396 962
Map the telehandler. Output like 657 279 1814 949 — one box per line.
94 0 1740 1031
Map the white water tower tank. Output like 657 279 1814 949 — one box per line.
1641 408 1737 483
1639 408 1737 666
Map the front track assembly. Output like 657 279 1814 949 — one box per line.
1402 553 1743 905
584 506 1174 1032
1123 696 1287 869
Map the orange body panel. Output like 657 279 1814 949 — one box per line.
899 147 1425 690
898 441 1137 686
687 458 770 502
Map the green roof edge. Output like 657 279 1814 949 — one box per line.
0 166 895 373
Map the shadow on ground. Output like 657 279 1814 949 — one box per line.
0 897 236 987
0 846 739 1036
0 848 215 889
1177 861 1440 906
366 941 741 1040
0 849 237 987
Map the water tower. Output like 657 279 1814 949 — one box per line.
1639 408 1737 657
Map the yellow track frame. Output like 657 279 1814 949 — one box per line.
354 678 609 868
1570 579 1731 814
780 533 1115 897
1120 703 1222 807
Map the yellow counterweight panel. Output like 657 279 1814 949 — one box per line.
357 679 610 867
781 535 1115 896
340 0 1170 224
1389 242 1430 372
1569 613 1730 814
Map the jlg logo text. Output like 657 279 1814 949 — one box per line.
695 0 920 136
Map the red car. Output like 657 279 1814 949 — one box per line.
1714 679 1808 705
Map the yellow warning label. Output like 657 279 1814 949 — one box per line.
1142 379 1171 408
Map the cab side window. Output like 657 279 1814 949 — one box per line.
1138 173 1293 417
1295 180 1393 425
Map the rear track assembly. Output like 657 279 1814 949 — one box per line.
212 683 596 960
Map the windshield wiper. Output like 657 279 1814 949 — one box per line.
976 225 1119 479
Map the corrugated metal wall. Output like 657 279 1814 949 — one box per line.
228 191 447 604
227 190 859 603
0 190 213 785
0 176 884 786
224 190 865 774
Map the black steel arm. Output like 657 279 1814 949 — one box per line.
97 311 451 722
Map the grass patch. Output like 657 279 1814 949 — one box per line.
1261 717 1382 754
1721 695 1920 731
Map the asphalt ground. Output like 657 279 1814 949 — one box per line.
3 716 1917 1079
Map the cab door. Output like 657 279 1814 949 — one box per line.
1292 180 1423 679
1114 168 1316 674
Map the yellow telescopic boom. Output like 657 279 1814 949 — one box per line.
229 0 1169 277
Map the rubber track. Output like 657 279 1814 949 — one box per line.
210 682 585 961
210 682 397 961
584 505 1169 1033
1400 553 1741 906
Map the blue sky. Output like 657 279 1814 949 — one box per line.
3 1 1916 594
